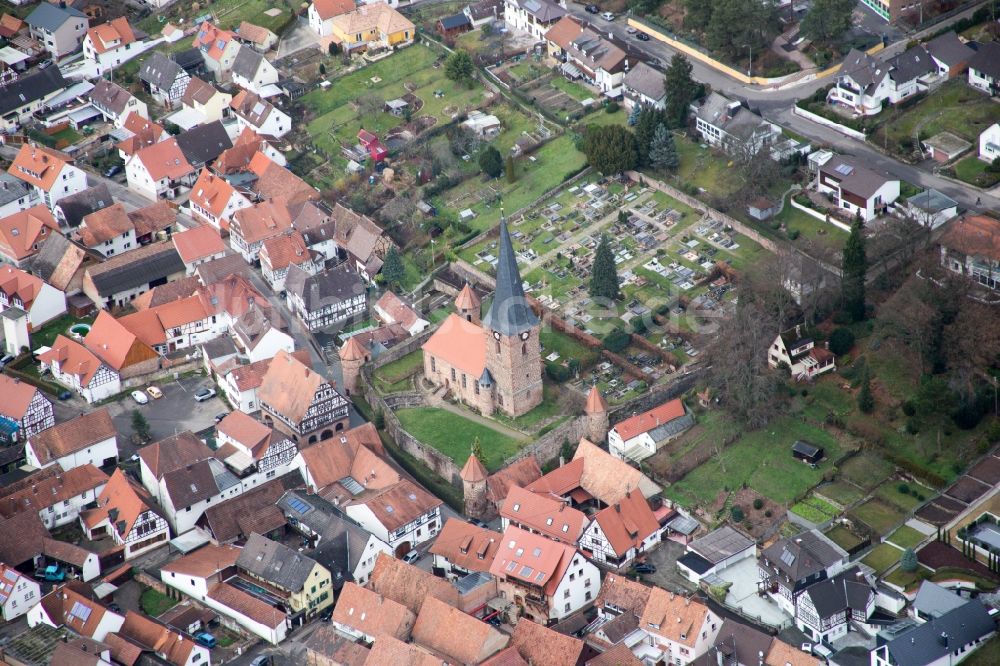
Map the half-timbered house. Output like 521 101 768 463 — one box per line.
0 375 54 443
81 468 170 559
258 350 350 444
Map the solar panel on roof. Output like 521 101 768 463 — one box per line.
69 601 92 623
834 163 854 176
780 548 796 566
287 497 311 514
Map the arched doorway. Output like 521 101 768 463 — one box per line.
320 430 334 440
394 541 412 557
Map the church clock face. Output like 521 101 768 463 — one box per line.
520 331 530 341
493 330 501 340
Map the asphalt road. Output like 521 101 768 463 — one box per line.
563 1 1000 212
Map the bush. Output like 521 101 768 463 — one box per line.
605 101 620 114
753 498 764 510
828 328 856 356
787 229 800 240
764 510 773 518
631 318 647 334
603 328 631 353
545 362 571 382
902 400 916 417
730 506 745 522
905 418 920 435
898 483 910 494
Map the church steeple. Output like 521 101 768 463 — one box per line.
481 216 538 336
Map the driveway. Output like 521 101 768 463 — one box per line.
711 557 791 629
641 539 698 593
107 375 228 457
277 17 320 59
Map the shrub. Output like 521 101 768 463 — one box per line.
898 483 910 494
753 498 764 510
764 510 773 518
900 548 918 573
631 317 647 334
905 418 920 435
603 328 631 353
787 229 800 240
545 362 571 382
828 328 856 356
730 506 745 522
902 400 916 417
605 101 620 114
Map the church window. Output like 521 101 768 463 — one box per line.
474 383 480 395
522 343 527 355
462 374 467 389
431 358 436 372
451 368 456 381
495 340 501 354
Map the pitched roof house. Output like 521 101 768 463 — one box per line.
285 263 367 332
192 21 241 80
816 154 900 222
25 3 88 57
107 611 209 666
139 52 191 108
27 582 124 642
500 485 588 545
82 17 140 70
309 0 357 37
80 468 169 559
608 398 694 462
171 222 228 273
88 78 148 127
0 463 109 530
125 137 196 202
25 407 117 471
0 263 67 329
231 48 280 97
258 349 350 443
968 41 1000 96
410 596 509 663
0 205 59 268
0 67 69 134
38 334 122 403
237 532 334 618
429 518 501 578
490 524 601 624
0 374 54 443
758 529 849 615
585 490 665 570
82 241 186 308
939 213 1000 291
8 143 89 208
331 581 415 642
231 89 290 138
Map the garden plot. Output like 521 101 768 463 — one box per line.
519 72 595 118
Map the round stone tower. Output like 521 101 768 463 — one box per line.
339 336 368 397
584 385 609 443
460 453 489 519
455 283 481 324
477 368 495 417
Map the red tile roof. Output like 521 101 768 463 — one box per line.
0 205 59 262
86 17 136 55
591 490 661 557
611 398 686 441
313 0 357 20
84 310 159 371
28 408 115 466
38 334 108 388
8 144 74 193
133 138 194 181
428 518 500 573
172 223 227 264
489 525 579 596
0 374 43 421
500 485 588 544
421 313 486 377
208 581 286 628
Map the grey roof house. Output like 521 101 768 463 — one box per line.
623 62 666 110
26 3 88 57
924 31 974 77
236 532 332 618
796 567 875 644
0 67 69 133
140 52 192 108
175 120 233 168
692 92 779 155
284 264 367 332
758 529 848 612
873 599 995 666
53 185 114 229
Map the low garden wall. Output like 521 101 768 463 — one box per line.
792 105 867 142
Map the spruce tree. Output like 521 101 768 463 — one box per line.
627 104 642 126
900 548 918 572
471 436 486 466
589 233 620 302
131 409 151 444
664 54 698 128
842 215 867 322
857 364 874 414
634 107 667 167
381 246 405 288
649 124 679 172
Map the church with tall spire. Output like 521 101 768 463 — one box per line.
421 218 543 418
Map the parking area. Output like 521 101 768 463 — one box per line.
106 375 229 457
641 539 698 594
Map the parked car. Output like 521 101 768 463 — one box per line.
601 11 615 20
250 656 271 666
103 165 122 178
585 4 599 13
0 354 14 368
146 386 163 399
626 26 638 34
58 390 72 400
402 550 421 564
636 32 650 41
632 563 656 574
468 518 488 528
214 412 228 423
131 390 149 405
34 565 65 581
194 632 216 649
194 387 216 402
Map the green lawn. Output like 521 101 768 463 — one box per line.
887 525 926 549
953 155 1000 188
550 77 596 102
875 482 931 512
540 329 599 369
140 588 178 617
862 543 904 574
394 407 525 471
815 481 866 507
772 202 847 251
824 524 866 552
139 0 293 35
870 79 999 157
839 453 895 490
665 414 843 506
960 634 1000 666
850 499 906 536
32 315 94 349
671 134 741 197
493 384 564 431
374 351 424 386
884 566 931 590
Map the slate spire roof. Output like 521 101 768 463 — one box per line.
481 217 538 336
